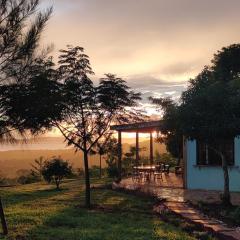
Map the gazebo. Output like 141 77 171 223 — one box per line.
110 120 163 180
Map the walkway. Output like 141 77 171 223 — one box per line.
113 177 240 240
115 176 240 205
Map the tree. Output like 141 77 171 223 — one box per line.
30 156 46 180
179 44 240 206
90 134 113 178
105 137 119 178
150 97 182 165
54 45 142 208
0 0 53 234
42 157 72 189
0 0 52 83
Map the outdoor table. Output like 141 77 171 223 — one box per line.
133 165 156 181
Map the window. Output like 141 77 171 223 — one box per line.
197 139 234 166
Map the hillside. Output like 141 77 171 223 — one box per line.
0 137 166 177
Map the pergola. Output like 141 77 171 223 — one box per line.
110 120 163 180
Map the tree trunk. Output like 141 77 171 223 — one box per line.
221 154 231 206
55 178 60 190
99 154 102 179
83 150 91 208
177 145 182 166
0 197 8 235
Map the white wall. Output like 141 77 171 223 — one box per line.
186 137 240 192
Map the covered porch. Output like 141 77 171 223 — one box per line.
110 120 185 189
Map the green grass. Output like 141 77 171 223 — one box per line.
0 178 200 240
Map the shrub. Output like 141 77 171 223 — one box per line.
230 207 240 224
106 156 118 178
89 165 100 178
158 153 177 167
42 157 72 189
16 169 39 185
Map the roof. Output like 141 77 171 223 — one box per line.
110 120 163 133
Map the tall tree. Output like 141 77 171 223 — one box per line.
54 46 142 208
0 0 57 234
0 0 52 83
179 44 240 206
30 156 46 180
150 97 182 165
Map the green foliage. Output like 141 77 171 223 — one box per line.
55 46 144 206
158 153 177 167
180 44 240 142
30 156 46 180
89 165 105 178
150 97 182 161
230 207 240 224
0 0 55 141
106 156 118 178
105 137 119 178
16 169 40 185
170 44 240 205
42 157 72 189
17 173 39 185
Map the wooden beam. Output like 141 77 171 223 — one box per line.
136 132 139 165
150 132 153 165
117 131 122 182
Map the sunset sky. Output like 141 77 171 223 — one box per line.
40 0 240 115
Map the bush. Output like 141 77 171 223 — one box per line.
230 207 240 224
89 165 100 178
16 169 40 185
106 156 118 178
42 157 72 189
157 153 177 167
17 173 39 185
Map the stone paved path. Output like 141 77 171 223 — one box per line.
117 178 240 205
161 202 240 240
113 179 240 240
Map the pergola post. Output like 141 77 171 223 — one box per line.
136 131 139 165
150 132 153 165
117 131 122 182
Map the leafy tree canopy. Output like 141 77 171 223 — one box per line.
0 0 57 141
42 157 72 189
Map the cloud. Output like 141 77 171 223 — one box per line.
40 0 240 108
122 74 185 104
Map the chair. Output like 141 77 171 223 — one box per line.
164 164 170 174
175 166 182 174
154 165 163 182
132 168 141 183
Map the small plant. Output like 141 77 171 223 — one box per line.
230 207 240 224
106 156 118 178
42 157 72 189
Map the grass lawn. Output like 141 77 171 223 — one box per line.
0 178 212 240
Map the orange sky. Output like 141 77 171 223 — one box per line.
37 0 240 136
39 0 240 110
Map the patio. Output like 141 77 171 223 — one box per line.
110 120 187 187
113 177 240 205
123 172 183 189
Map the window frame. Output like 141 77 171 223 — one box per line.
196 139 235 166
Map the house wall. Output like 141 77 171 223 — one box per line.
186 137 240 192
